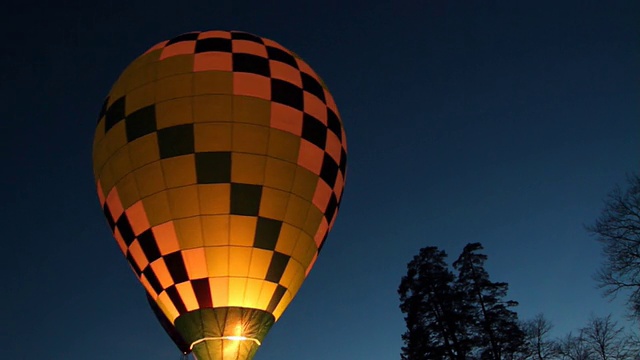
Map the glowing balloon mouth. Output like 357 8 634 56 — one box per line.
189 336 262 350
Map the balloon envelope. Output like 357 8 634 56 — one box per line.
93 30 347 360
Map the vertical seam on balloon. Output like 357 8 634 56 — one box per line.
241 248 256 308
154 57 183 313
270 48 311 269
221 306 229 353
251 39 276 313
197 266 207 357
123 74 149 243
119 60 156 291
228 47 235 308
254 275 268 312
191 51 210 304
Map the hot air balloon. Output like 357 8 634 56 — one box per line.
92 30 347 360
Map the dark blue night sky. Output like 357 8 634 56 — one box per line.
3 1 639 359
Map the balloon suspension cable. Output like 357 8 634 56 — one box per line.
190 336 262 350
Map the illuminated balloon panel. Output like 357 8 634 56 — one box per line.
93 30 347 360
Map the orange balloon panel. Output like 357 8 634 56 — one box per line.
93 30 347 358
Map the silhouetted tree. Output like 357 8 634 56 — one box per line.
398 247 471 360
453 243 526 359
398 243 640 359
588 174 640 320
553 314 640 360
556 331 592 360
521 314 558 360
583 314 633 360
399 243 525 359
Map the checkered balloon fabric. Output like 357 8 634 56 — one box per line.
92 30 347 328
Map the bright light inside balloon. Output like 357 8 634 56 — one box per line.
225 336 248 341
221 334 262 357
225 336 262 346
